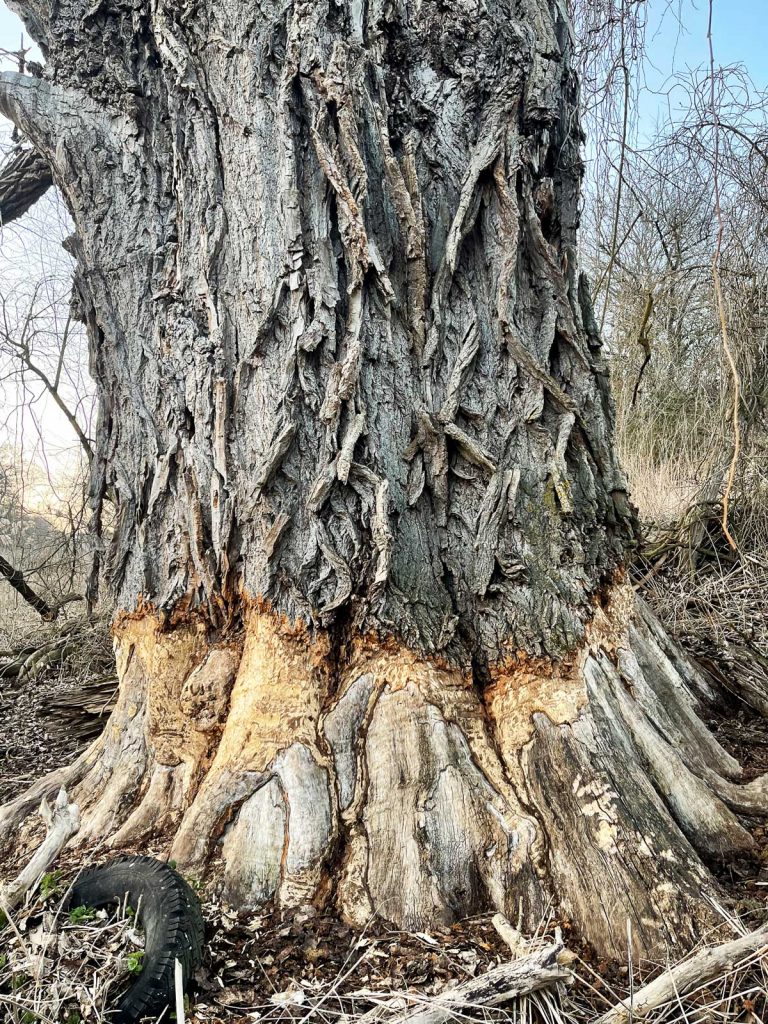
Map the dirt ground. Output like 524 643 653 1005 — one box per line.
2 617 768 1023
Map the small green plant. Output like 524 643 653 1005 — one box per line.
21 1012 37 1024
125 950 145 975
40 869 63 900
10 971 29 990
68 905 96 925
65 1012 82 1024
0 953 7 970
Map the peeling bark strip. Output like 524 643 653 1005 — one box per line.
0 0 765 963
0 0 633 658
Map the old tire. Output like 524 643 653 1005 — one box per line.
66 856 204 1023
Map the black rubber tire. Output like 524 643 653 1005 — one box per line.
66 856 204 1024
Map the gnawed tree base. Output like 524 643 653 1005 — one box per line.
3 0 763 977
2 587 765 959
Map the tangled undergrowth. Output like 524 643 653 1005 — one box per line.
0 876 144 1024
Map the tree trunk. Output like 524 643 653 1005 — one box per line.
0 0 763 959
0 146 52 226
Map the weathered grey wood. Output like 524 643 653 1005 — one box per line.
0 788 79 912
356 943 572 1024
0 0 764 962
599 927 768 1024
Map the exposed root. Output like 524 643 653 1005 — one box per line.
328 646 542 930
0 752 90 838
1 590 767 959
0 789 79 913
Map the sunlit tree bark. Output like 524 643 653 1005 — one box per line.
0 0 763 958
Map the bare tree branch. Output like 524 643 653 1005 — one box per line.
0 551 55 620
12 317 95 464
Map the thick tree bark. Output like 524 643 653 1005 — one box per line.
0 146 52 226
0 0 765 959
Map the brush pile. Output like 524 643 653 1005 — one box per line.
0 614 115 805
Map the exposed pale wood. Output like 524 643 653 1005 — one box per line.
492 914 531 958
0 753 90 836
0 788 79 912
0 0 763 964
599 927 768 1024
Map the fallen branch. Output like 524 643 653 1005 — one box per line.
358 941 572 1024
0 788 80 913
599 927 768 1023
492 912 534 958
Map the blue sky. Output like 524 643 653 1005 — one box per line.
636 0 768 132
647 0 767 82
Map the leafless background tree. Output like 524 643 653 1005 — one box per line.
0 126 96 634
571 1 767 564
0 5 766 1019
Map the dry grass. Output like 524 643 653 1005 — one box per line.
0 879 144 1024
619 451 701 527
4 897 768 1024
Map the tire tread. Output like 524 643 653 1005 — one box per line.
67 856 204 1023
